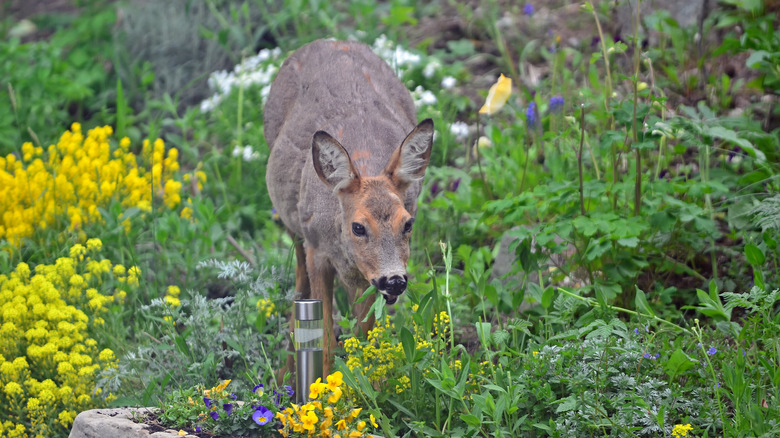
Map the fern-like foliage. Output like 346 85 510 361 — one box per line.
749 194 780 232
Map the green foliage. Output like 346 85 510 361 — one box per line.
0 8 117 154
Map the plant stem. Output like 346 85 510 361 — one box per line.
578 104 586 216
632 0 642 217
557 287 691 334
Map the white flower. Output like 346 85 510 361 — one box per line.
449 121 469 139
199 48 283 112
423 59 441 78
441 76 456 89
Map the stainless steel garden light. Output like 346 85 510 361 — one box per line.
294 299 323 403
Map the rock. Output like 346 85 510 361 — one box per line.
69 408 196 438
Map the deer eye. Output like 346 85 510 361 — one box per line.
403 218 414 234
352 222 366 237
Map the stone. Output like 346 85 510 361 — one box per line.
69 407 197 438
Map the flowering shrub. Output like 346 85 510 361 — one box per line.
0 239 132 437
277 371 378 438
0 123 183 247
344 311 454 390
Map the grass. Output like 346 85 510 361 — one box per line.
1 0 779 437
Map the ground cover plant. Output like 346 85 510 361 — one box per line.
1 0 779 437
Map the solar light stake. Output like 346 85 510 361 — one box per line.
294 299 323 403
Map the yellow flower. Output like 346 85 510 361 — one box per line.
336 419 347 431
214 379 231 394
309 378 327 399
301 411 318 431
479 73 512 115
327 386 342 404
178 430 186 436
370 414 378 428
326 371 343 391
672 423 693 437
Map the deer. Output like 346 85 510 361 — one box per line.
263 39 434 377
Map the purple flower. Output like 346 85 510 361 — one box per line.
430 181 441 197
230 393 237 400
645 325 650 333
284 385 294 397
643 352 658 360
707 347 717 356
195 426 201 432
203 397 213 408
253 383 264 394
209 411 219 420
634 328 639 335
449 178 461 192
253 406 274 425
714 382 721 389
742 348 746 357
526 102 537 126
271 208 279 220
223 403 233 416
549 96 564 112
523 3 534 15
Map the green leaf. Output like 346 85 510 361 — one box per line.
634 286 656 317
555 395 578 413
476 322 492 348
541 287 555 310
460 414 481 427
664 348 696 380
744 243 766 266
400 327 415 363
355 285 376 304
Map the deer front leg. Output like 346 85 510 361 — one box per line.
279 239 311 385
306 247 336 377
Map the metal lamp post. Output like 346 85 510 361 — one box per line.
294 299 323 403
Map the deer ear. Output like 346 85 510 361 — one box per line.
312 131 361 193
383 119 434 191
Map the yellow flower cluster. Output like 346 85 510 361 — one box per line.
672 423 694 437
0 123 183 247
257 298 275 318
0 240 130 436
277 372 377 438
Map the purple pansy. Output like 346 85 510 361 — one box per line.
253 406 274 425
223 403 233 416
209 411 219 420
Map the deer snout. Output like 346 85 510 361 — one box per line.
373 274 408 297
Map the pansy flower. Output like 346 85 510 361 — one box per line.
253 406 274 425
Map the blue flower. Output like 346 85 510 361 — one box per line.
707 347 717 356
230 393 237 400
223 403 233 416
526 102 537 126
195 426 201 432
634 328 639 335
284 385 294 397
203 397 213 408
209 411 219 420
253 406 274 425
549 96 564 112
253 383 264 395
523 3 534 15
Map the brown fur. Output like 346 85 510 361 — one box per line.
264 40 434 377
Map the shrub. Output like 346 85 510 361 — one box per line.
0 240 134 437
0 123 183 250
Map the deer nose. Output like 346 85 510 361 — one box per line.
384 275 407 296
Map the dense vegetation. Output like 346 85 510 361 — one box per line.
1 0 778 437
